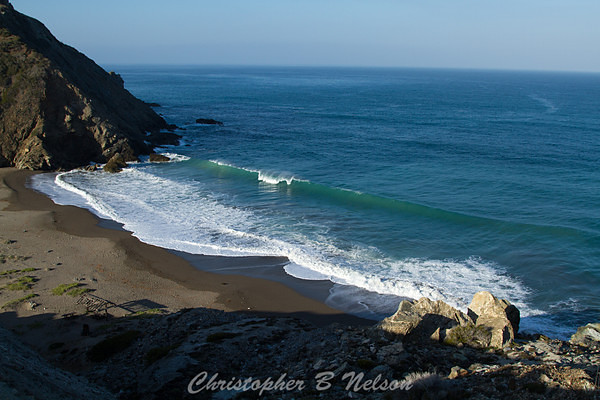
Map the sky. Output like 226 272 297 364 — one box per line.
9 0 600 72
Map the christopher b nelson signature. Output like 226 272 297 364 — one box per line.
188 370 413 396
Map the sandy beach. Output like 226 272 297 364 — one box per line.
0 167 364 355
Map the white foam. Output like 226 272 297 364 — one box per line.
38 165 543 325
161 152 191 162
54 171 119 220
284 251 540 318
209 159 305 185
257 171 295 185
529 94 558 114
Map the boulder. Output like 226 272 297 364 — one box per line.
467 291 520 348
444 323 492 349
570 323 600 347
196 118 224 126
103 153 127 173
468 291 520 333
149 153 170 163
377 297 471 342
379 291 521 349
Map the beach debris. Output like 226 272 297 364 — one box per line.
76 293 113 314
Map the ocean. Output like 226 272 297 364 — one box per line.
31 66 600 339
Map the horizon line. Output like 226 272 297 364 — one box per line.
100 63 600 76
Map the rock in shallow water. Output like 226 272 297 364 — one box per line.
149 153 170 162
103 153 127 173
195 118 224 126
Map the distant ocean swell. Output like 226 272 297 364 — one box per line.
200 160 590 241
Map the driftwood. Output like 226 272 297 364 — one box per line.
76 293 114 314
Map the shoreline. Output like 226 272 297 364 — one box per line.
0 167 369 327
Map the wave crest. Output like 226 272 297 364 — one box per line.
208 159 303 185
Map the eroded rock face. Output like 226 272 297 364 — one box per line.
0 327 116 400
0 1 179 170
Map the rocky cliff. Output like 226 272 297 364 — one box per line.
0 0 178 170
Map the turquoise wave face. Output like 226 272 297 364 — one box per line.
35 66 600 338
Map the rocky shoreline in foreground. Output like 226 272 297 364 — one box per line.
1 293 599 400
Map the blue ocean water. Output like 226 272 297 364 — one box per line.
32 67 600 338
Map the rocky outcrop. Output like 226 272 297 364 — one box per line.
0 1 179 170
103 153 127 173
467 290 520 349
1 297 599 399
149 153 170 162
468 291 520 333
378 297 471 342
378 291 520 349
196 118 223 126
570 323 600 347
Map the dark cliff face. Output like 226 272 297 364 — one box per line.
0 1 178 170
